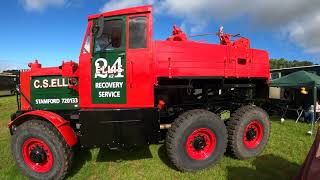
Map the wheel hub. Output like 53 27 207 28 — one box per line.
186 128 216 160
29 145 48 164
246 128 257 141
192 136 207 151
22 138 53 173
243 120 264 149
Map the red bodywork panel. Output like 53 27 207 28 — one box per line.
19 64 64 110
154 40 269 78
9 110 78 147
88 5 152 20
19 5 269 111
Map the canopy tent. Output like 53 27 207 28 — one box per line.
270 70 320 134
270 70 320 88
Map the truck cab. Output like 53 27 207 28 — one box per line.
79 6 154 109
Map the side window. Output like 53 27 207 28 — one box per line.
82 29 91 54
129 16 147 49
95 19 122 52
271 72 281 80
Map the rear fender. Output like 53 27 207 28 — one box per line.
8 110 78 147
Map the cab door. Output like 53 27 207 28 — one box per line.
91 16 127 105
126 14 154 107
90 14 153 108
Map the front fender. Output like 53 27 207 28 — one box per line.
8 110 78 147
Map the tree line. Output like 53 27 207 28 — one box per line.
270 58 315 69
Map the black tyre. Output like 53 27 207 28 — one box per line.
166 109 227 171
11 120 73 180
226 105 270 159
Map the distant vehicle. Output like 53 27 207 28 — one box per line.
0 73 16 96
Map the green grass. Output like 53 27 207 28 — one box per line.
0 96 316 180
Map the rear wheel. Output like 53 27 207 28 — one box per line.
11 120 73 180
226 105 270 159
166 109 227 171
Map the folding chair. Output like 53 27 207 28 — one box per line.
315 113 320 123
281 104 289 119
295 107 305 123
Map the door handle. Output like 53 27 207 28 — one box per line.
129 60 134 88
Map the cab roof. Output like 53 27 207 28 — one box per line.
88 5 152 20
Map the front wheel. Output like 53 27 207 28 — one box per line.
11 120 73 180
166 109 227 171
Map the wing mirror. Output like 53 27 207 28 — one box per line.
92 16 104 38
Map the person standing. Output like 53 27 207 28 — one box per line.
304 100 320 123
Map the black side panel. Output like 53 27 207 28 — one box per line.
79 108 160 148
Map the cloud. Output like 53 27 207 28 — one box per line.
248 0 320 27
245 0 320 54
287 13 320 53
100 0 152 12
99 0 320 53
156 0 247 33
0 62 25 72
21 0 65 12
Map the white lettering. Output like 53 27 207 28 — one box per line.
34 80 41 88
35 98 78 104
33 78 71 89
35 99 60 104
43 79 49 88
62 78 68 87
51 79 57 87
95 57 124 78
95 82 123 89
98 91 121 98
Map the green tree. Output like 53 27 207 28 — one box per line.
269 58 315 69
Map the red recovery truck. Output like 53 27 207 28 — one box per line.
8 5 270 179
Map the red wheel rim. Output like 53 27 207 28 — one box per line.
243 120 263 149
186 128 216 160
22 138 53 173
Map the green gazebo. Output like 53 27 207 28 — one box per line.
270 70 320 134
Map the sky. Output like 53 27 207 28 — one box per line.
1 0 320 71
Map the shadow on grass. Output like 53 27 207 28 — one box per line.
68 149 92 177
96 146 153 162
0 95 15 98
67 146 153 178
157 144 178 171
227 154 300 180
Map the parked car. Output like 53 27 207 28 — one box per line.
0 73 16 96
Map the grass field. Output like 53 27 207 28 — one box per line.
0 96 317 180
